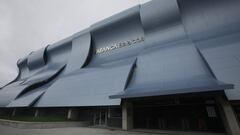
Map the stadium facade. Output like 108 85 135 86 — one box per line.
0 0 240 134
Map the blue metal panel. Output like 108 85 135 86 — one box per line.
0 82 28 107
88 5 144 67
2 0 240 106
21 63 65 85
110 78 232 99
36 59 135 107
140 0 180 32
177 0 240 100
7 88 45 107
0 64 65 107
196 32 240 100
139 0 187 54
178 0 240 41
45 42 72 65
27 47 47 71
16 57 29 80
110 40 233 99
65 30 91 73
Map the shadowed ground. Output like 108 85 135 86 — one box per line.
0 125 225 135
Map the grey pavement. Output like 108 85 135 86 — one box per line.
0 125 226 135
0 125 161 135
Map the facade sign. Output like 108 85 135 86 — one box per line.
95 37 144 54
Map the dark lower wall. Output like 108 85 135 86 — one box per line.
0 108 13 117
37 108 68 117
78 108 94 122
107 117 122 128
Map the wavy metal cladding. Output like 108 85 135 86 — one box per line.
1 0 240 107
0 45 66 107
36 60 136 107
177 0 240 100
110 40 233 99
7 85 47 107
27 47 47 71
36 9 141 106
0 47 46 107
65 29 91 73
110 0 236 99
89 5 144 66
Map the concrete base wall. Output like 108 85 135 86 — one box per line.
0 119 90 129
216 96 240 135
122 102 133 130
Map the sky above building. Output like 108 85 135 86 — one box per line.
0 0 149 87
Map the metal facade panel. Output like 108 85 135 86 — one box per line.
0 64 65 107
110 79 232 99
2 0 240 106
65 31 91 72
27 47 46 71
16 57 29 80
36 60 135 107
139 0 188 59
21 63 65 85
89 5 144 67
197 33 240 100
7 89 45 107
178 0 240 41
140 0 180 33
0 82 29 107
110 40 233 99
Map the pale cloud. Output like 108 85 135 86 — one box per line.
0 0 150 87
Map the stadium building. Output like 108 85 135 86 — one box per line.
0 0 240 134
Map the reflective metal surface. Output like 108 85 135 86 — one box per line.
1 0 240 107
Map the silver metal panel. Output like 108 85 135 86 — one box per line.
197 32 240 100
88 5 144 67
45 42 71 65
178 0 240 41
139 0 187 55
65 30 91 73
110 76 233 99
7 89 45 107
21 63 65 85
140 0 179 32
27 47 46 71
2 0 240 106
7 66 65 107
111 40 233 99
0 64 65 107
16 57 29 80
0 82 29 107
36 60 135 107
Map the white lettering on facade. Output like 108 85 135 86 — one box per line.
95 37 144 54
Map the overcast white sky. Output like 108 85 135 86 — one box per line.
0 0 149 87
